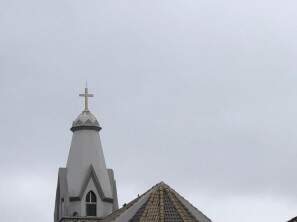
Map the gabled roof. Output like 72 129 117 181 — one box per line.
69 165 113 203
103 182 212 222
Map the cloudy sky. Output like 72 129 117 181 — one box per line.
1 0 297 221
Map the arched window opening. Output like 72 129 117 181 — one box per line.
86 191 97 216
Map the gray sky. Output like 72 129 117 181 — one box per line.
1 0 297 221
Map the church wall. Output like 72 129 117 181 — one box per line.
68 200 80 217
102 201 113 216
108 169 119 210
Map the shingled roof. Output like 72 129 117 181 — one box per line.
102 182 212 222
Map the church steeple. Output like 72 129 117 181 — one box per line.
54 86 118 222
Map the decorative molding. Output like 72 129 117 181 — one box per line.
70 125 101 132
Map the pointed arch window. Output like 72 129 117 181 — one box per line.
86 191 97 216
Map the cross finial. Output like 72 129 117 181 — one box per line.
79 83 94 111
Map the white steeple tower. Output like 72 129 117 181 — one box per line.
54 86 118 222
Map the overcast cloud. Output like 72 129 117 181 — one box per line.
1 0 297 221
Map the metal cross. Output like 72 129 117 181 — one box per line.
79 85 94 111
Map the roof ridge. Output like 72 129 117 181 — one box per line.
159 186 165 222
166 186 198 222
